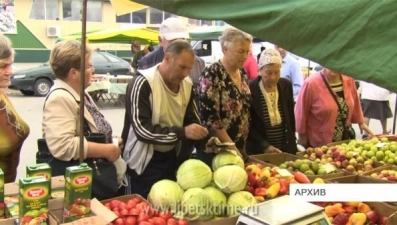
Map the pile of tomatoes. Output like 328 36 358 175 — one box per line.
104 196 189 225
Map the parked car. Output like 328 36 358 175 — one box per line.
9 51 132 96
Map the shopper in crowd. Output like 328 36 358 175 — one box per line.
275 45 303 102
0 34 29 183
244 49 258 80
295 67 374 147
246 49 297 155
197 27 252 166
257 46 265 62
138 17 205 91
360 81 392 138
131 41 150 74
41 40 122 197
121 41 208 198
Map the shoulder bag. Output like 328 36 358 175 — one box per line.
36 88 119 200
320 74 356 140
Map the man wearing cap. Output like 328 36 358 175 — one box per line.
275 45 303 102
138 17 205 90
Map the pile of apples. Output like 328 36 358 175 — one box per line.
244 163 314 202
368 169 397 182
104 196 189 225
302 144 376 174
312 202 388 225
278 158 340 176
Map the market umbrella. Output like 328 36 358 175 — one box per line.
130 0 397 93
85 27 159 44
110 0 147 16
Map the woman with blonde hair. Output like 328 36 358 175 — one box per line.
39 40 123 199
197 27 252 165
0 34 29 182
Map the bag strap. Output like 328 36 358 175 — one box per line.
320 73 348 128
43 88 91 134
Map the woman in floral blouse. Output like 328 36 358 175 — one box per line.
197 28 252 165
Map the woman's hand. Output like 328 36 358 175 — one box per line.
265 145 282 153
359 123 374 137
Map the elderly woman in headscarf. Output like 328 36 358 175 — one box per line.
246 49 298 155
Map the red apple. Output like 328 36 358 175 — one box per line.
366 211 379 224
254 187 267 197
333 213 348 225
243 185 255 194
378 216 388 225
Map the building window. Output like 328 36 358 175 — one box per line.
116 8 147 24
29 0 59 20
188 19 214 26
62 0 102 22
149 8 171 24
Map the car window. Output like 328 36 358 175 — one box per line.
102 52 124 63
194 40 212 57
92 52 108 64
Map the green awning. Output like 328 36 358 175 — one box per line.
131 0 397 92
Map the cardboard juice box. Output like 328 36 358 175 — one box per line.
19 176 50 225
26 163 52 191
63 163 93 223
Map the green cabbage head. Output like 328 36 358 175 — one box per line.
148 179 184 213
213 165 247 194
177 159 212 190
227 191 257 217
212 151 244 171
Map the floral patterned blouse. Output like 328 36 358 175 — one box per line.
198 61 251 150
331 83 348 142
84 95 113 143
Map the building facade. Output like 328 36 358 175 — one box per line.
3 0 222 62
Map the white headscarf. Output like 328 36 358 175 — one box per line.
258 49 282 69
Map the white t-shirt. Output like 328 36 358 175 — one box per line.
360 81 391 101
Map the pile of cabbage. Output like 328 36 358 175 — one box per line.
147 151 257 221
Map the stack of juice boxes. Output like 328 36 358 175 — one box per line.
63 163 93 223
16 163 52 225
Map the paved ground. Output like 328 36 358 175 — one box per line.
7 63 397 180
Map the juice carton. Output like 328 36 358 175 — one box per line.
0 169 4 219
19 176 50 225
63 163 93 223
4 196 18 220
26 163 51 191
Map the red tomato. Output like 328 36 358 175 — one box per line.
151 209 159 217
137 213 149 223
140 201 149 208
139 222 152 225
110 200 122 209
159 211 172 221
114 218 125 225
105 203 111 209
132 197 142 204
177 219 189 225
166 218 177 225
125 216 137 225
127 200 137 209
129 208 141 215
120 209 129 216
153 217 166 225
148 218 155 225
119 202 128 210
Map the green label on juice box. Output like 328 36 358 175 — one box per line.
64 163 93 223
26 163 51 195
19 176 49 225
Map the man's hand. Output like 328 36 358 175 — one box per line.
265 145 282 153
185 124 209 140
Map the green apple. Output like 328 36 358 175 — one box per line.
366 151 375 158
346 151 355 159
387 158 394 164
356 156 364 163
390 145 397 152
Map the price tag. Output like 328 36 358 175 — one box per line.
321 163 336 174
352 152 359 156
376 143 386 148
276 168 293 177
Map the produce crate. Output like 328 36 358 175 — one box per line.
49 198 116 225
364 134 397 141
360 165 397 183
250 153 345 182
190 216 238 225
326 140 350 147
366 202 397 224
101 194 148 205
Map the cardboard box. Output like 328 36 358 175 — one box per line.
190 216 238 225
49 198 116 225
249 153 345 182
361 165 397 182
101 194 147 205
